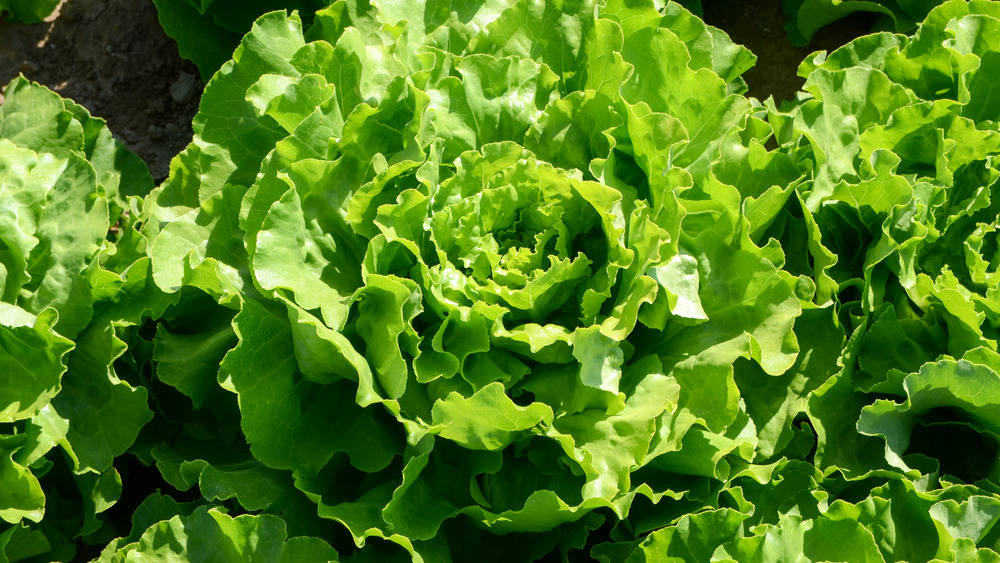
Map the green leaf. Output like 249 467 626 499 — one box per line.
221 298 400 475
962 51 1000 122
794 67 914 204
150 182 250 299
550 355 680 501
431 382 551 451
573 326 625 394
0 305 72 423
148 10 305 225
783 0 897 47
798 32 908 76
807 320 896 477
76 466 123 537
802 516 887 562
100 506 338 562
428 54 558 157
250 167 365 329
352 275 422 402
0 435 45 524
199 463 289 511
659 1 756 87
716 512 886 563
930 496 1000 544
151 0 243 82
858 358 1000 474
854 303 934 394
247 73 338 134
153 443 292 512
153 306 237 408
736 306 844 458
619 23 750 180
20 153 107 338
0 77 84 155
859 101 1000 189
657 231 801 377
0 523 51 562
626 508 747 562
469 0 596 85
51 321 153 473
524 90 621 175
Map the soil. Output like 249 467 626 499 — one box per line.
702 0 882 104
0 0 201 181
0 0 878 182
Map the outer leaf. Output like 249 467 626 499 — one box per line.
0 436 45 524
220 298 400 476
627 508 747 563
100 506 338 562
858 358 1000 474
50 321 153 473
431 382 551 451
0 306 72 423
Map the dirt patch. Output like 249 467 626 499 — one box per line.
703 0 881 104
0 0 202 181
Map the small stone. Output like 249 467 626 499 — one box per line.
146 98 165 114
169 72 196 104
164 123 179 136
147 125 163 141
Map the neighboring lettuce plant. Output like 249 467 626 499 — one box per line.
7 0 1000 560
713 0 1000 560
0 76 164 561
150 0 330 81
0 75 341 563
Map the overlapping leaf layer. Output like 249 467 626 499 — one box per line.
0 0 60 24
4 1 1000 561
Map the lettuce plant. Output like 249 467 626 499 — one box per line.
6 0 1000 561
138 0 799 558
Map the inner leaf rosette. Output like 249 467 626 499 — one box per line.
424 144 614 323
394 141 632 346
